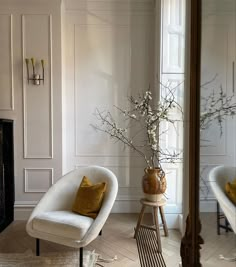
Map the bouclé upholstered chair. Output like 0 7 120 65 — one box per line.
26 166 118 267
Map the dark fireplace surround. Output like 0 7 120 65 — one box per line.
0 119 14 232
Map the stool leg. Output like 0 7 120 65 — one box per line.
134 205 146 239
225 218 229 233
159 206 168 237
153 207 162 253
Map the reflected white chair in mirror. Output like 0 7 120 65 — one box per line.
209 165 236 234
26 166 118 267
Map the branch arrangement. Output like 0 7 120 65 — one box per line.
91 87 182 171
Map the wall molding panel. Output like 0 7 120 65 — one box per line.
64 0 154 14
62 1 182 221
73 22 153 157
22 14 53 159
24 168 54 193
0 14 14 111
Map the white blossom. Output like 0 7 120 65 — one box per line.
151 144 158 150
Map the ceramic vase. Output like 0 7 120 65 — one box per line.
142 167 167 202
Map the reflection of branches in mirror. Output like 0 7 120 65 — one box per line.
200 78 236 199
199 166 210 200
200 86 236 136
200 73 218 90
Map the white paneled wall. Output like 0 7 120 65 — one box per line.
63 0 183 228
63 0 155 203
0 0 185 228
24 168 54 193
0 0 62 217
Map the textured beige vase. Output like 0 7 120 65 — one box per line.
142 167 167 202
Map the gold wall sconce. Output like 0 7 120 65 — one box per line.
25 58 45 85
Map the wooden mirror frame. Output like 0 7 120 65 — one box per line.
180 0 203 266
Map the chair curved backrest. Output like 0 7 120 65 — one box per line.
209 165 236 233
26 165 118 248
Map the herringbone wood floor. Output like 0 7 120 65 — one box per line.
0 213 235 266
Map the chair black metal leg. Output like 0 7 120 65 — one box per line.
36 238 40 256
99 230 102 236
217 201 220 235
226 218 229 232
80 247 83 267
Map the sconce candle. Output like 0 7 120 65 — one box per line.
31 57 35 75
25 57 45 85
25 58 30 83
41 60 45 84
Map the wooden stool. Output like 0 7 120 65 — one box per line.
134 198 168 252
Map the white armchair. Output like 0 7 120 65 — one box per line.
209 166 236 234
26 166 118 267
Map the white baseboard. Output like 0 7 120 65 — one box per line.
178 214 184 235
200 199 216 212
14 200 182 230
14 207 33 220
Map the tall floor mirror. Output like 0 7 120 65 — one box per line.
199 0 236 266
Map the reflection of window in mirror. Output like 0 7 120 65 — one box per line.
200 0 236 265
159 0 187 265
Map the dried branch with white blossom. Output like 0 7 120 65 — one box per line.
91 87 182 171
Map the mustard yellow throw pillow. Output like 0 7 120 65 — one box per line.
225 179 236 205
72 176 107 219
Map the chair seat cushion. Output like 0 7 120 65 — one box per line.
32 211 94 240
